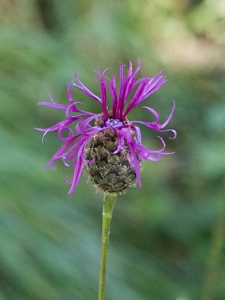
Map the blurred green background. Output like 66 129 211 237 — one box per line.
0 0 225 299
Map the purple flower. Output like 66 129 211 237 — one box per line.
37 59 176 194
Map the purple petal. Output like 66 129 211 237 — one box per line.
107 74 118 118
75 114 98 134
130 100 176 139
95 68 109 119
123 71 167 117
44 138 75 168
160 99 176 128
38 101 68 111
67 157 84 194
141 106 160 122
123 79 149 117
71 71 102 103
117 60 142 118
142 71 167 99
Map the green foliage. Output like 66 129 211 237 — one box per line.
0 0 225 299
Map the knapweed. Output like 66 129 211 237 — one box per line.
37 59 176 194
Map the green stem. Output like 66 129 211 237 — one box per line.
98 192 117 300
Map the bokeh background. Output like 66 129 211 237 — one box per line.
1 0 225 299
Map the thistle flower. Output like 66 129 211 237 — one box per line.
37 59 176 194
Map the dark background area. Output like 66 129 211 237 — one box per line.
0 0 225 299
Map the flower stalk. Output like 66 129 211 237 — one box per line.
37 60 177 299
98 192 117 300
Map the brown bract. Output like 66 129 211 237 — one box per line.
85 129 140 194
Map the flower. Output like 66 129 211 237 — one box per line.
37 59 176 194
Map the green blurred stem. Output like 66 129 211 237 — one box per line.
98 193 116 300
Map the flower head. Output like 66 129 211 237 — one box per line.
37 59 176 194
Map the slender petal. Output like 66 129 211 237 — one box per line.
72 71 102 103
94 68 109 119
